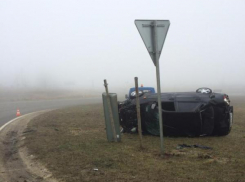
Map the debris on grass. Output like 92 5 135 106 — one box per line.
177 144 213 150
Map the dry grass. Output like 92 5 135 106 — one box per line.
24 96 245 182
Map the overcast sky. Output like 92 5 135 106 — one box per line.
0 0 245 93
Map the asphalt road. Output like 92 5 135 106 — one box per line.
0 97 102 127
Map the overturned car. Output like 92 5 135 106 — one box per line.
118 88 233 137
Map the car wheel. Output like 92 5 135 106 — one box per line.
196 87 212 94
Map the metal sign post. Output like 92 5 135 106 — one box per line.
135 20 170 155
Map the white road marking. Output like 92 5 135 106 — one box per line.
0 110 51 132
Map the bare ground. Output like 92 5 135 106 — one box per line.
0 111 57 182
22 97 245 182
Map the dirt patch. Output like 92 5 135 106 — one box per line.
23 99 245 182
0 112 57 182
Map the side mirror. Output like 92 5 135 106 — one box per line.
125 94 128 99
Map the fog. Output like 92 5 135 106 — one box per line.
1 0 245 98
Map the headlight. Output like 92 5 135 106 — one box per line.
224 95 230 105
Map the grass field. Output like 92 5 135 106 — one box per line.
24 96 245 182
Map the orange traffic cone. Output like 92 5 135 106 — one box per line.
16 109 21 117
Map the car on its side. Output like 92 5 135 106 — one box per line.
118 88 233 137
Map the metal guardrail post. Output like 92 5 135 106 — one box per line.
103 80 117 142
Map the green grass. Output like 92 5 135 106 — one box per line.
24 97 245 182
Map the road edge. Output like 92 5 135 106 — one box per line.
0 109 58 182
0 110 50 132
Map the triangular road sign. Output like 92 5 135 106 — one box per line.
135 20 170 66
